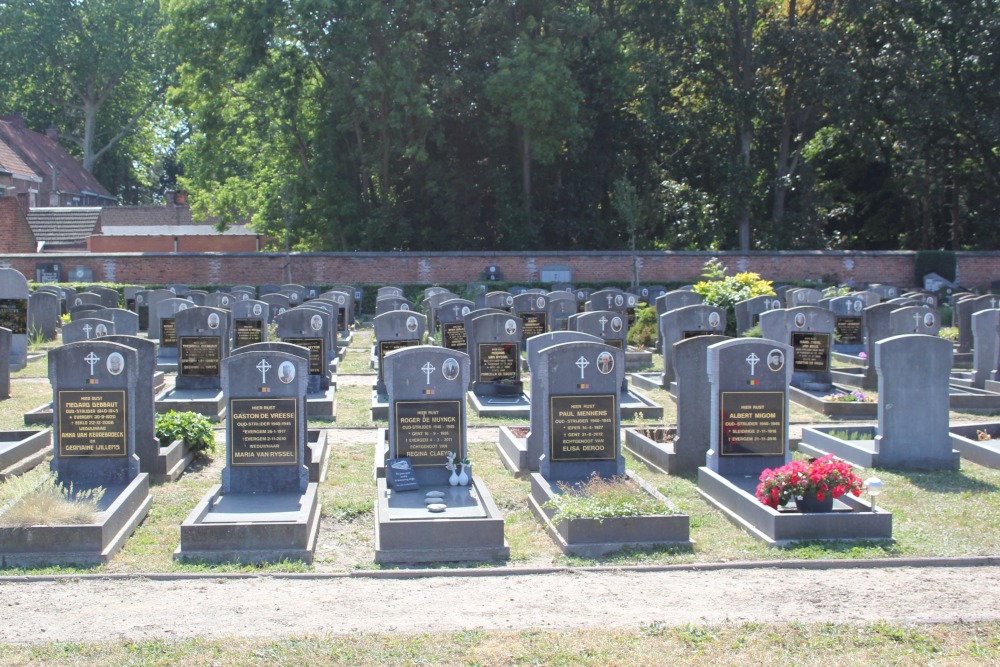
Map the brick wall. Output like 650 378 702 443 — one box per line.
88 235 261 253
2 249 997 288
0 195 36 253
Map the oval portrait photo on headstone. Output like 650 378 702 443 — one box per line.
614 294 624 307
462 306 470 316
767 349 785 372
406 316 418 332
611 316 623 332
310 314 323 331
536 296 545 309
253 304 262 316
925 312 936 328
794 313 806 328
278 361 296 384
208 313 220 330
708 312 721 329
106 352 124 376
504 318 517 335
178 302 188 310
442 357 460 381
222 296 230 306
597 351 614 374
506 295 514 306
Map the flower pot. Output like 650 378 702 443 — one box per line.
795 492 834 513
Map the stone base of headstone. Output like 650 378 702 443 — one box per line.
155 360 178 373
336 332 352 355
150 438 196 483
798 425 960 470
528 472 690 556
370 388 389 421
374 476 509 564
155 388 226 422
952 351 973 369
307 429 329 483
466 390 529 419
306 388 336 419
373 428 389 479
153 370 166 395
0 430 52 481
831 351 866 367
175 483 321 564
23 402 53 426
949 423 1000 469
830 367 866 388
623 427 677 476
0 474 151 566
496 425 530 472
788 386 878 419
619 389 663 420
948 384 1000 413
625 348 653 371
628 372 666 392
696 467 892 546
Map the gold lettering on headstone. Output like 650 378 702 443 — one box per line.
549 394 617 461
57 390 128 457
229 398 298 465
393 400 461 466
720 391 785 456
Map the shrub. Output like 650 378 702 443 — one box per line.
692 259 775 335
155 411 217 457
627 306 658 349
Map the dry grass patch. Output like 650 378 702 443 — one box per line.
0 469 104 526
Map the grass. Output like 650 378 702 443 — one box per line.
1 622 999 665
0 467 103 526
544 473 675 521
3 322 1000 572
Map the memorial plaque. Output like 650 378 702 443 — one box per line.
520 312 547 340
604 339 625 350
393 400 462 467
179 336 222 376
35 262 61 283
791 332 831 372
477 342 518 383
720 391 785 456
292 337 325 375
160 317 177 347
234 318 264 349
229 397 299 466
834 316 863 345
0 299 28 335
386 457 419 491
549 394 617 461
441 322 467 351
57 389 128 458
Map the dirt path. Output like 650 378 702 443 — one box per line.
2 563 999 643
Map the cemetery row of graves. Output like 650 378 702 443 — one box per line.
0 267 1000 569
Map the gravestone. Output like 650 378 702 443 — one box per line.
572 310 628 351
276 308 333 394
143 289 176 338
655 289 703 320
828 295 866 351
259 293 291 322
92 308 139 336
61 318 115 344
28 290 60 341
86 286 120 309
484 291 514 312
535 341 626 482
373 311 427 396
154 298 193 366
375 295 413 316
175 306 230 391
546 291 577 331
673 335 731 474
783 306 836 391
868 284 900 300
421 289 456 338
573 288 592 312
636 285 668 305
123 286 142 311
956 294 998 353
377 286 403 299
875 334 959 469
972 309 1000 388
0 328 9 399
734 295 782 336
186 290 209 306
888 306 941 337
204 292 235 310
511 292 548 341
0 268 30 370
757 308 787 343
587 288 632 314
320 290 353 340
280 284 306 306
257 284 280 296
71 292 104 309
467 311 522 397
438 298 474 352
231 299 270 350
69 304 104 320
659 304 726 385
861 302 899 389
785 287 822 308
705 338 793 477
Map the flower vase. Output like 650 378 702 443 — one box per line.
458 463 470 486
795 492 834 513
449 468 459 486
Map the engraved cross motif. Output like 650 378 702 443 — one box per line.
82 323 93 339
598 315 608 332
422 361 436 384
991 297 998 309
914 312 922 330
257 359 271 383
746 352 760 376
576 355 590 379
84 351 100 375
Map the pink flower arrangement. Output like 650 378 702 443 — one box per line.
755 454 864 509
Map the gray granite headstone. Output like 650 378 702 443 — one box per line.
0 328 9 399
143 289 176 339
546 291 577 331
71 292 104 309
783 306 836 391
655 289 703 320
888 306 941 337
525 331 603 471
572 310 628 351
421 289 457 337
97 335 158 474
259 293 291 323
536 341 625 482
185 290 209 307
154 298 193 364
62 318 115 344
86 286 120 309
757 308 787 344
221 350 309 494
972 309 1000 388
69 304 104 321
828 295 867 350
466 311 522 396
862 303 899 389
92 308 139 337
204 292 235 310
706 338 793 477
869 284 900 300
512 292 549 341
320 291 353 334
438 299 474 352
0 268 29 370
374 310 427 396
875 334 957 469
232 299 270 349
659 304 727 385
785 287 822 308
175 306 230 391
674 334 730 474
734 295 782 336
587 288 634 314
49 341 140 487
385 345 470 486
956 294 999 353
28 290 60 341
484 291 514 311
375 295 413 316
377 286 404 299
276 308 333 393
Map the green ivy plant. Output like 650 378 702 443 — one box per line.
155 411 216 457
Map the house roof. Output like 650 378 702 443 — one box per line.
98 224 256 236
97 205 256 235
27 207 102 247
0 117 113 201
0 136 42 183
